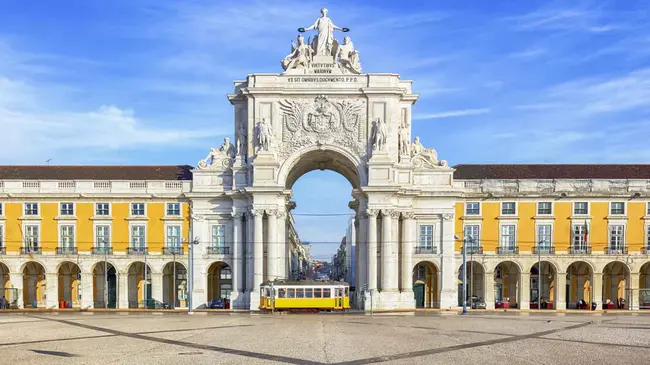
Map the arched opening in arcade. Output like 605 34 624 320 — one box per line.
57 261 80 308
207 262 232 303
413 261 438 308
163 262 187 308
93 262 117 308
530 261 557 309
602 261 630 309
494 261 521 308
566 261 593 309
22 262 45 308
127 262 152 308
457 261 485 307
641 262 650 309
0 262 10 297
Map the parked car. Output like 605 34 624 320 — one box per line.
208 299 225 309
471 296 486 309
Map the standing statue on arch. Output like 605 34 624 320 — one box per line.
371 117 387 152
299 8 349 57
255 118 273 153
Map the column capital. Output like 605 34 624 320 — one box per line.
389 210 401 219
442 213 454 221
366 209 379 217
231 212 245 219
276 210 287 219
266 209 280 217
251 209 264 217
402 212 416 220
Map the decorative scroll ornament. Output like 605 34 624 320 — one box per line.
197 138 235 169
278 95 366 158
410 136 447 169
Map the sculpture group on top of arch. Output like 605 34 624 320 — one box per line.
281 8 361 74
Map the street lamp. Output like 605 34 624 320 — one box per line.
184 236 200 312
538 240 544 311
455 234 473 315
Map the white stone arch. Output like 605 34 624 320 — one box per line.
457 260 486 273
19 260 47 274
597 260 632 275
527 259 560 274
492 260 524 274
277 143 367 189
565 260 596 274
124 260 155 275
90 260 120 275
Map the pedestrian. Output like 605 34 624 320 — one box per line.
0 296 6 310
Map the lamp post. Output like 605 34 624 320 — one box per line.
186 235 199 312
538 240 544 310
456 235 473 315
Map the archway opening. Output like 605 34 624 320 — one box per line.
207 262 232 303
57 262 80 308
641 262 650 309
602 261 630 309
128 262 152 308
93 262 117 308
494 261 521 308
413 261 438 308
457 261 485 307
22 262 45 308
163 262 187 308
566 261 593 309
0 262 13 307
530 261 557 309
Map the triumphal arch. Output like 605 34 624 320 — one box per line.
189 9 460 310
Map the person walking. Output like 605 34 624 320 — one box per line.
0 296 6 310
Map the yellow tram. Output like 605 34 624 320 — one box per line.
259 280 351 312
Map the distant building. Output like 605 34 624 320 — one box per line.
345 217 356 286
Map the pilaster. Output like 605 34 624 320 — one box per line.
400 212 415 292
231 212 244 294
251 209 264 309
266 209 279 281
367 209 378 291
520 272 530 310
80 273 94 309
593 272 603 308
555 272 566 310
12 272 24 308
45 273 58 308
439 213 457 309
118 271 129 309
277 210 287 280
484 271 495 310
151 273 163 303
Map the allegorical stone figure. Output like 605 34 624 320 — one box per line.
371 118 387 151
300 8 346 56
255 118 273 152
337 36 361 74
197 137 234 169
411 136 439 163
399 120 410 157
236 122 247 157
281 34 314 71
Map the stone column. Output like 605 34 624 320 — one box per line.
520 272 530 310
151 272 163 303
484 271 495 310
231 213 244 294
45 273 58 308
629 273 640 310
439 213 458 309
592 272 603 309
12 272 24 308
277 211 287 280
367 210 378 291
401 213 415 292
555 272 567 310
245 213 254 293
253 210 264 289
389 211 400 291
380 210 394 291
266 210 278 281
118 271 129 309
80 272 94 309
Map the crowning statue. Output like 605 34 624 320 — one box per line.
255 118 273 152
337 36 361 74
299 8 347 56
411 136 448 167
197 137 235 169
371 118 387 151
281 34 314 71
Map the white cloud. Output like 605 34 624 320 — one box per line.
413 108 490 120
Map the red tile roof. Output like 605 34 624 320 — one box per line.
0 165 193 180
453 164 650 180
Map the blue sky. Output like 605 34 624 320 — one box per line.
1 0 649 259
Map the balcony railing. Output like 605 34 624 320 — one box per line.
127 247 148 255
605 247 628 255
92 247 113 255
569 245 592 254
497 246 519 255
207 246 230 255
21 246 42 255
464 246 483 255
163 247 184 255
414 246 438 254
532 246 555 254
56 247 78 255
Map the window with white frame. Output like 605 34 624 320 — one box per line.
610 202 625 215
419 225 434 249
537 225 552 249
212 225 226 247
572 224 588 249
220 266 232 279
166 225 181 248
96 203 110 216
0 225 4 248
500 225 516 250
501 202 516 215
608 225 625 251
60 202 74 216
463 225 480 250
96 225 110 248
131 203 145 216
24 203 38 216
537 202 552 215
574 202 588 215
24 225 39 248
166 203 181 216
465 202 480 215
131 225 146 248
60 225 75 248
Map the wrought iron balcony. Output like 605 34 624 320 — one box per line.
533 246 555 254
605 247 628 255
464 246 483 255
127 247 148 255
497 246 519 255
92 247 113 255
207 246 230 255
21 246 42 254
569 245 591 254
56 247 78 255
163 247 184 255
414 246 437 254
